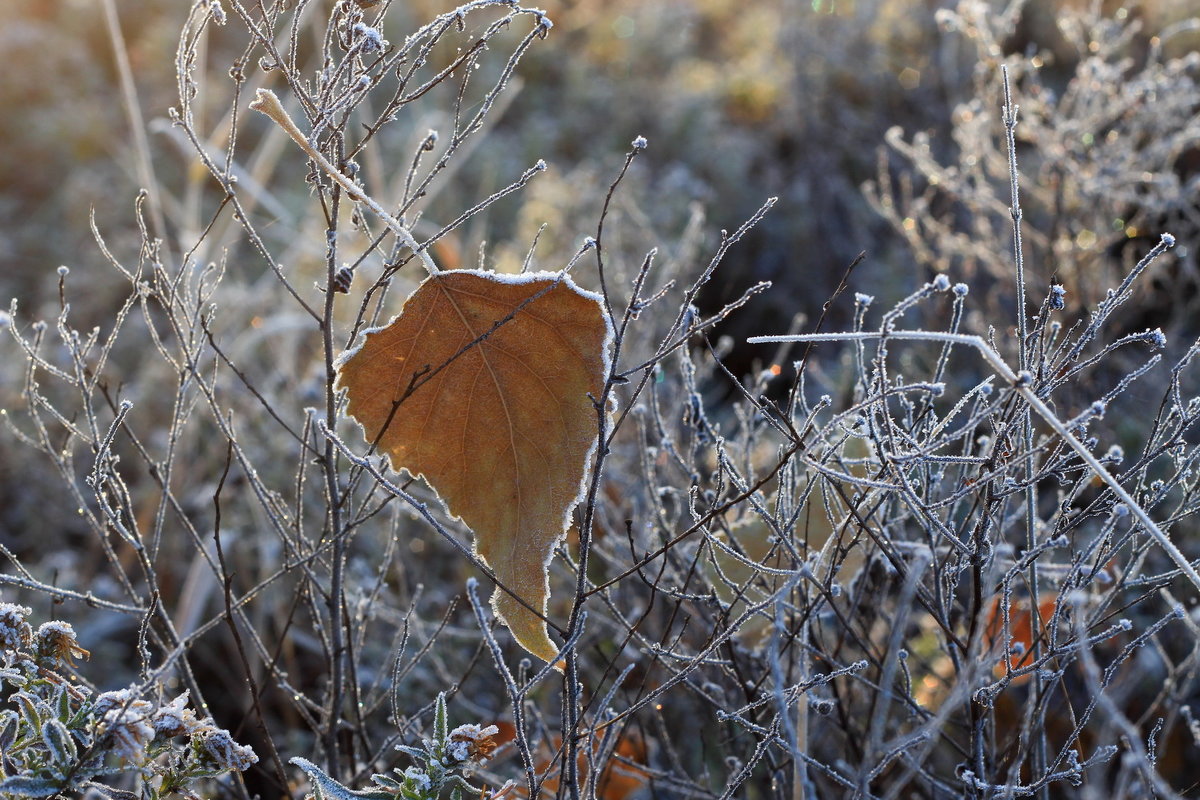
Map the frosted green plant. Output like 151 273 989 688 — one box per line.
291 693 508 800
0 601 257 799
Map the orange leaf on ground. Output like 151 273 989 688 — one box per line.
984 593 1061 679
489 722 649 800
336 270 611 664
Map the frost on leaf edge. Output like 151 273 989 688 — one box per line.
332 268 616 656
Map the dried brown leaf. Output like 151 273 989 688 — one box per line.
336 270 611 664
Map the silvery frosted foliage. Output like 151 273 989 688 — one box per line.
0 601 257 799
292 694 507 800
0 602 32 652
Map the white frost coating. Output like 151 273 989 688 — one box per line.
403 767 432 791
748 328 1200 595
335 269 615 656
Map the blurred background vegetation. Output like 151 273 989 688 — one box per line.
4 0 1193 338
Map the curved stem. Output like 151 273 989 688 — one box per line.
249 88 440 277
